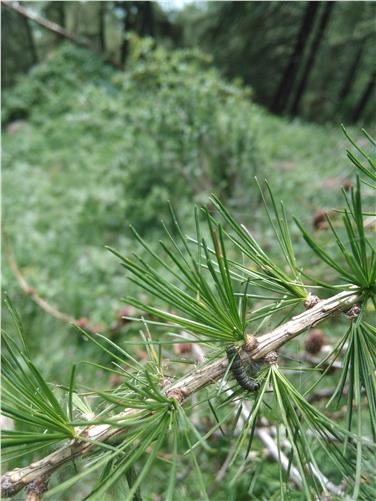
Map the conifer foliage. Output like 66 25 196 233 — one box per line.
1 131 375 500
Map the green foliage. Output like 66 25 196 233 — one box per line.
343 127 376 187
108 207 250 343
269 367 374 501
326 321 376 439
2 43 113 124
4 39 260 233
1 296 74 463
111 37 260 229
100 130 375 499
212 186 307 300
43 328 176 500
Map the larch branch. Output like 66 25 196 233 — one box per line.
1 287 361 497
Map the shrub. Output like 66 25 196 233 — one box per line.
4 39 260 232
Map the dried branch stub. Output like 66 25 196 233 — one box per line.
345 304 361 320
25 477 49 501
264 351 279 365
304 293 320 309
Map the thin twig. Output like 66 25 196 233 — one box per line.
239 403 345 497
1 288 361 497
364 215 376 228
256 427 303 489
6 249 75 324
5 247 133 335
214 442 238 483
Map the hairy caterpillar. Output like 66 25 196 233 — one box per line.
226 345 260 392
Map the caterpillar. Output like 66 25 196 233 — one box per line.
226 345 260 392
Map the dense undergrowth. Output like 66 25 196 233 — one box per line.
2 40 375 500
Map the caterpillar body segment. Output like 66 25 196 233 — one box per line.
226 345 260 392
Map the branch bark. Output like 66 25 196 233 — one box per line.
1 287 361 497
25 476 48 501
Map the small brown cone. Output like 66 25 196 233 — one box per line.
304 329 325 354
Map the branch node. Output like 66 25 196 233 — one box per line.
264 351 279 365
161 378 173 389
243 334 258 352
304 293 320 309
26 476 49 500
166 388 186 403
345 304 361 319
1 475 19 498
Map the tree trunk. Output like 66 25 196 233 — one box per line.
351 71 376 122
24 15 38 65
119 2 133 65
271 2 320 114
338 39 365 104
57 1 65 29
119 1 154 64
120 20 129 65
98 1 106 51
1 6 38 88
138 1 154 37
44 1 66 42
289 2 335 116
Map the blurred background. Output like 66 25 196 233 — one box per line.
1 2 375 495
3 1 375 121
